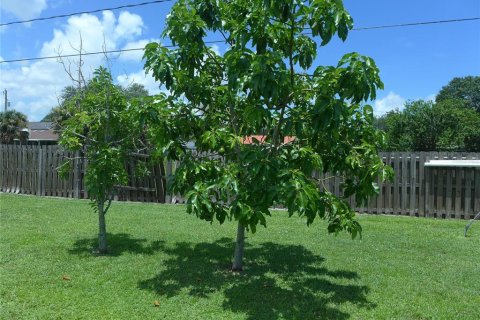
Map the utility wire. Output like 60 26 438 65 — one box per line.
0 48 148 63
0 0 174 27
1 0 477 30
352 17 480 30
0 40 226 64
1 17 478 64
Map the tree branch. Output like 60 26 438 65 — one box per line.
273 3 296 148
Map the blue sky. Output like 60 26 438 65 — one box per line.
1 0 479 120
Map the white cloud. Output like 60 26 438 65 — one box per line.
117 70 161 95
373 92 441 116
1 0 47 21
0 10 151 121
39 11 144 57
114 11 144 40
118 39 159 62
210 44 220 56
425 93 436 102
1 59 76 120
373 92 405 116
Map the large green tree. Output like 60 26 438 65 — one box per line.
122 83 150 101
59 67 145 253
380 99 480 151
0 110 28 144
436 76 480 112
142 0 391 270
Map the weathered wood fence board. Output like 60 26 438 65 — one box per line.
0 144 166 203
1 144 479 219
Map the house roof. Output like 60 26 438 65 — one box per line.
26 122 58 141
28 122 53 130
241 135 296 145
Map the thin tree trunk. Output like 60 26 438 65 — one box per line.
97 200 108 254
232 221 245 271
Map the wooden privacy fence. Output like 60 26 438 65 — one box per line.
315 152 479 220
1 144 479 219
0 144 166 203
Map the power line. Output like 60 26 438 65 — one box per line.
0 48 146 63
352 17 480 30
1 0 477 30
0 40 226 64
0 0 174 27
0 17 478 64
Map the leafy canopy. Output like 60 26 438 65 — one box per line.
122 83 150 101
379 99 480 152
42 83 150 129
59 67 145 210
142 0 391 237
436 76 480 112
0 110 28 144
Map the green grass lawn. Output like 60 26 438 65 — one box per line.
0 193 479 319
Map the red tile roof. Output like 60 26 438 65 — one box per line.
241 135 295 145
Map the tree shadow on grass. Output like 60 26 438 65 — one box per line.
138 238 375 319
69 233 165 257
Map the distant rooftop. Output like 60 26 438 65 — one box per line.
26 122 58 141
241 135 296 145
27 122 53 131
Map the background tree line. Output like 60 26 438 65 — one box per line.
41 82 150 130
377 76 480 152
0 82 150 144
0 110 28 143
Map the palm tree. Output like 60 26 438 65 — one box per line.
0 110 28 143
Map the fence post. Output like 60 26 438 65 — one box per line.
37 145 43 195
425 166 430 218
401 152 408 215
73 150 80 198
13 144 19 193
474 168 480 214
445 158 453 217
385 152 392 214
454 167 462 219
156 161 166 203
393 154 400 214
464 167 472 219
376 153 385 214
409 153 417 216
165 160 173 203
0 144 3 192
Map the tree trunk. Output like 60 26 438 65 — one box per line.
232 222 245 271
97 200 108 254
